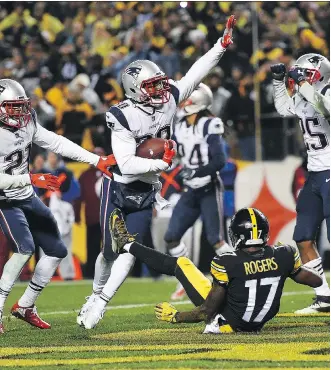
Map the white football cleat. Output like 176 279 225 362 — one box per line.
82 301 106 330
294 296 330 314
170 282 186 301
77 296 97 326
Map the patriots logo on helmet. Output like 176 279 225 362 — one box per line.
125 66 142 80
308 56 323 66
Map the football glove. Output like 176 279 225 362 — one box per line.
96 154 117 177
270 63 286 81
30 173 61 191
155 302 178 323
178 167 196 180
162 140 177 165
221 15 236 48
288 66 306 85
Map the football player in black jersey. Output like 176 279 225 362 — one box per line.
109 207 322 333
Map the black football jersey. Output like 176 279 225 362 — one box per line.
210 244 302 332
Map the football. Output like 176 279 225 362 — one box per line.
136 138 168 159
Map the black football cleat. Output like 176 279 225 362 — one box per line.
109 208 136 254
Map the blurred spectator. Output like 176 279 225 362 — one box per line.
68 73 102 113
55 82 94 148
225 68 256 161
20 57 40 95
74 147 104 278
43 152 80 203
46 191 75 280
0 1 327 163
205 67 232 118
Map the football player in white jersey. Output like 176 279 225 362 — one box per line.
271 53 330 314
0 79 116 333
79 16 237 329
165 83 232 300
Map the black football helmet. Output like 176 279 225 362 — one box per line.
229 208 269 250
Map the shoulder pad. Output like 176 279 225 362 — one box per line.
106 106 130 132
274 242 297 255
208 117 224 135
116 101 130 110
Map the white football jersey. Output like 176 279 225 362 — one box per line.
106 85 178 185
174 115 224 188
273 80 330 172
0 110 99 201
0 119 35 200
294 91 330 172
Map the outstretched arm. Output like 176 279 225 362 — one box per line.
33 123 115 177
155 283 226 324
173 15 236 104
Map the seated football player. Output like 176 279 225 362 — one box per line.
166 83 231 301
109 207 322 333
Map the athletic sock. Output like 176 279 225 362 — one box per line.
168 241 188 258
18 255 61 307
215 242 233 256
100 253 135 303
304 257 330 297
92 253 114 295
0 253 31 311
128 241 177 276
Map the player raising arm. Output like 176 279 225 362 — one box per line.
110 207 321 333
0 79 115 333
271 54 330 314
79 16 236 330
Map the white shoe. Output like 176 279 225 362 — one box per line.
294 296 330 314
203 314 221 334
170 282 186 301
77 296 97 326
82 301 106 329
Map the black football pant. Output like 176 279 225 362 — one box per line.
129 242 211 306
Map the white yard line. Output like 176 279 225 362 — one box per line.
4 290 315 318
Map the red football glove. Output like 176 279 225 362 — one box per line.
162 140 177 165
221 15 236 48
30 173 61 191
96 154 117 177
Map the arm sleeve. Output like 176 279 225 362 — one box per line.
110 122 169 176
173 41 226 104
299 82 330 116
193 135 226 178
0 173 31 190
272 80 296 117
210 257 229 287
33 123 99 166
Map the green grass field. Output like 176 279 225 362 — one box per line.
0 276 329 369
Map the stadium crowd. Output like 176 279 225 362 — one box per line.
0 1 329 161
0 1 328 280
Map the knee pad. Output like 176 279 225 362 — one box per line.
53 241 68 259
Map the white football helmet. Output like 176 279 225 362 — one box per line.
293 53 330 87
122 60 170 105
182 83 213 115
0 79 31 128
